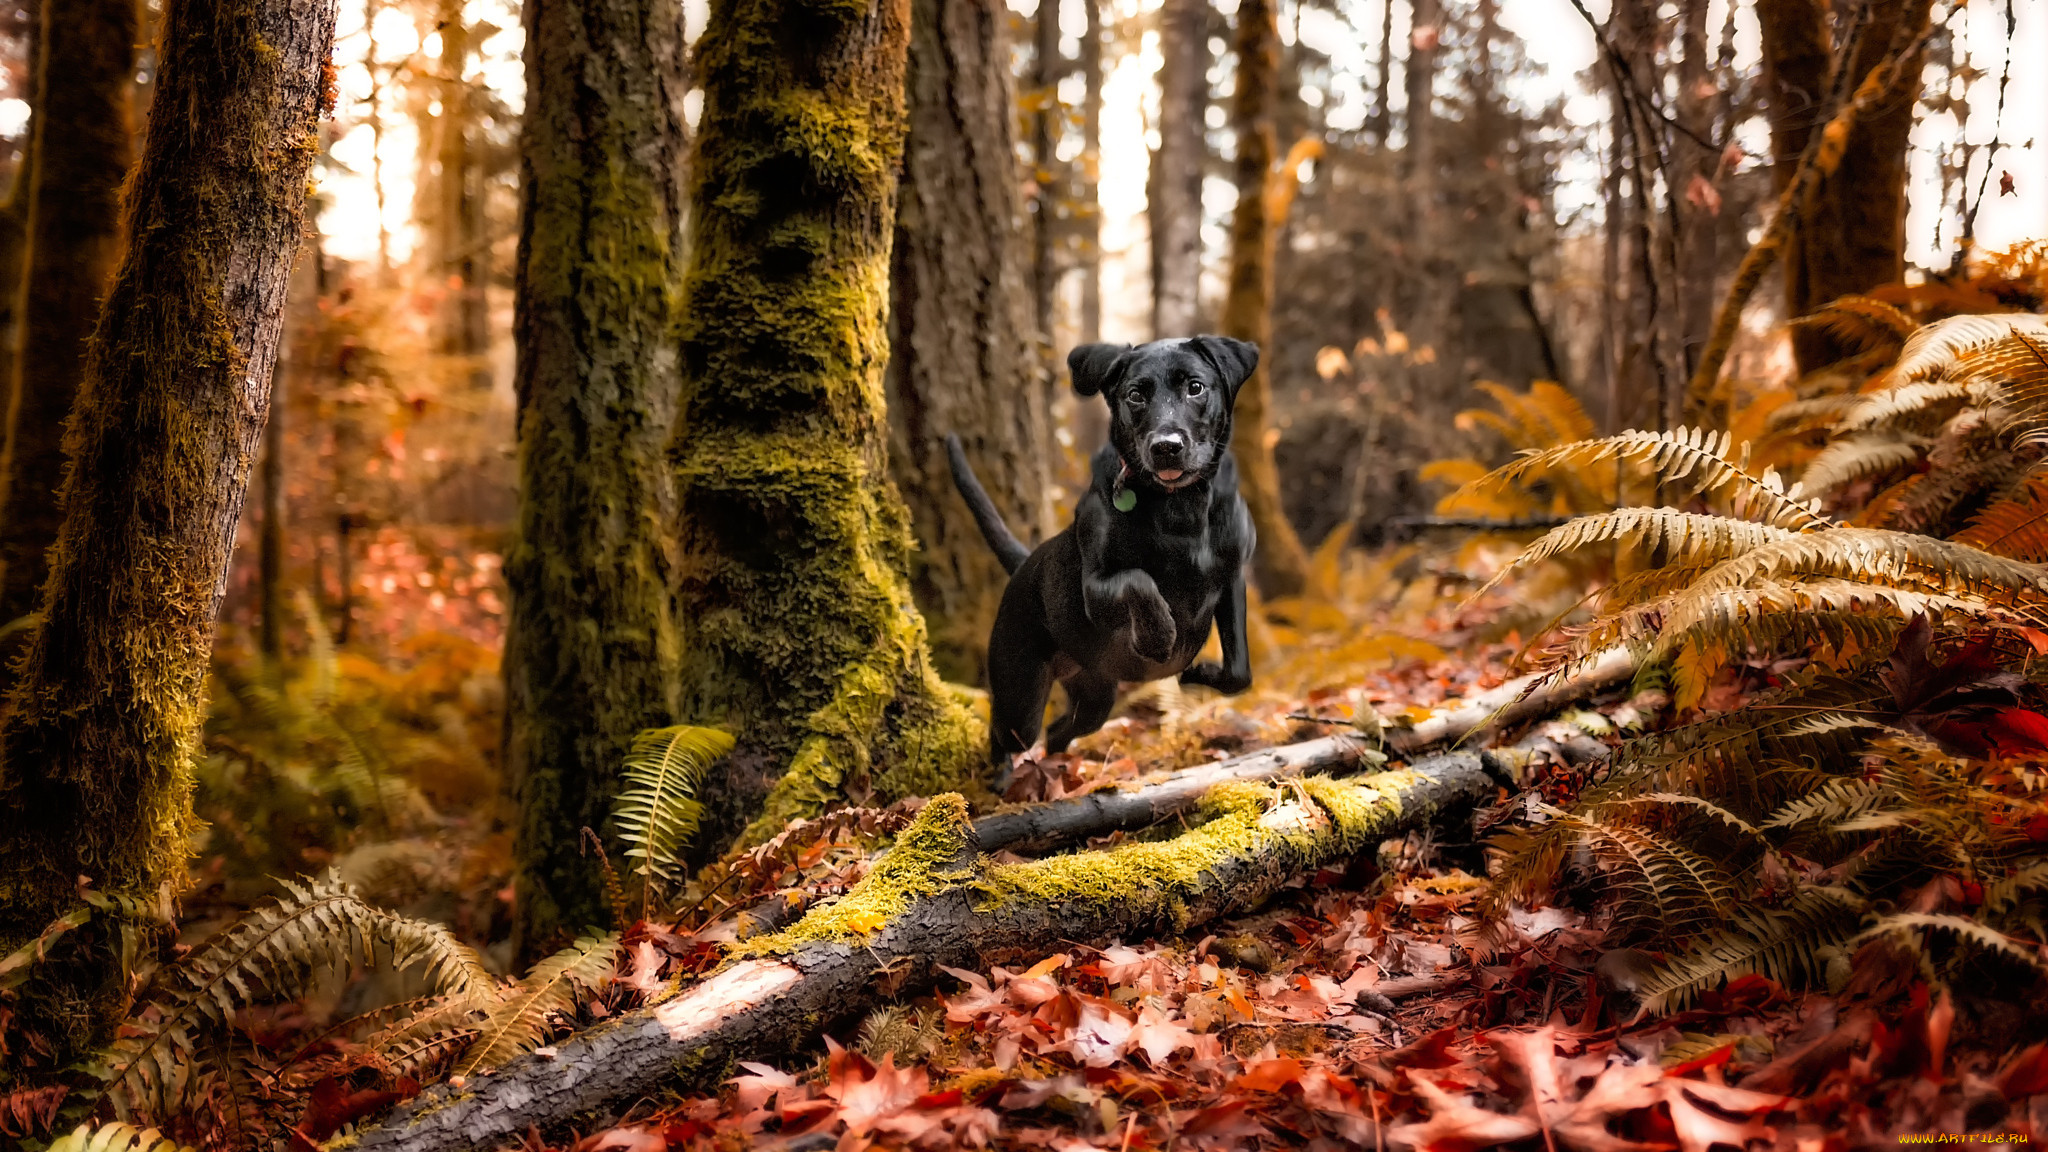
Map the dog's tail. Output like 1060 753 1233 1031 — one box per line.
945 433 1031 576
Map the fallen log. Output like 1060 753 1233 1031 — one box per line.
346 756 1501 1151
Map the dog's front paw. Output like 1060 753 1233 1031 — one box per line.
1181 661 1251 694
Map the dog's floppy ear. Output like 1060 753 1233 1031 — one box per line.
1067 343 1131 397
1188 336 1259 395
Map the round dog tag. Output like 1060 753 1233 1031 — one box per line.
1113 488 1137 512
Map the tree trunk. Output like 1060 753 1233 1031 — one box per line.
432 0 488 388
1078 0 1102 344
888 0 1052 686
1029 0 1062 349
0 104 30 476
349 758 1502 1152
1368 0 1394 144
1403 0 1439 178
1220 0 1311 599
674 0 981 856
0 0 136 676
259 291 289 665
1674 0 1717 419
503 0 689 960
0 0 336 1053
1760 0 1931 371
1148 0 1205 338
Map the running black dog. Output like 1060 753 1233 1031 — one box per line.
947 336 1258 778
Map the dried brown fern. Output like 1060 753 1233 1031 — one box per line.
87 873 493 1122
456 930 619 1076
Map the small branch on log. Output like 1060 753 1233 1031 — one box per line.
969 649 1635 857
347 758 1501 1151
973 734 1373 854
1387 646 1637 755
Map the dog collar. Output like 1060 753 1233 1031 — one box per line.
1112 460 1136 512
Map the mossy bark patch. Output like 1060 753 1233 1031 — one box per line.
674 0 983 856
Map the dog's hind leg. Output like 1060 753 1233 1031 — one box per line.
1045 672 1118 754
988 619 1056 788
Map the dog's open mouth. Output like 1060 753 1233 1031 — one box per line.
1154 468 1184 483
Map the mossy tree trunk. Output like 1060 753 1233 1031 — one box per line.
504 0 688 959
887 0 1051 685
0 0 137 675
1219 0 1311 599
1759 0 1931 372
0 0 336 1052
676 0 982 856
1148 0 1206 337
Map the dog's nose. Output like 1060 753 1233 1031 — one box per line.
1149 434 1186 463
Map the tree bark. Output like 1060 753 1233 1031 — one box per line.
1148 0 1206 338
1760 0 1931 371
1368 0 1394 144
0 0 336 1052
0 0 137 677
1220 0 1311 599
1673 0 1718 410
1078 0 1102 344
503 0 689 960
674 0 982 857
1403 0 1439 178
888 0 1052 686
1030 0 1063 348
349 760 1502 1152
431 0 488 387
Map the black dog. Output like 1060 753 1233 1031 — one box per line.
947 336 1259 777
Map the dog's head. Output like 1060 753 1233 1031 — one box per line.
1068 336 1259 492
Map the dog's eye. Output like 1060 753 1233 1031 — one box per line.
1185 379 1206 398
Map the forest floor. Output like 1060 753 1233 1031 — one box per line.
165 539 2048 1151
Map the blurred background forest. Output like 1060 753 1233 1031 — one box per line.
0 0 2036 1021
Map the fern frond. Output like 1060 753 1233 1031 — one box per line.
1758 778 1891 832
1795 295 1919 352
1854 913 2048 976
1547 810 1740 938
1955 471 2048 560
613 725 736 894
1793 435 1924 496
1666 528 2048 621
94 873 491 1120
1883 313 2048 388
1451 427 1829 530
1982 861 2048 920
1591 793 1762 838
458 931 619 1075
1475 510 1802 602
1838 381 1973 432
1635 888 1867 1013
47 1123 193 1152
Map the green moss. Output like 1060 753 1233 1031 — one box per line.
672 0 985 856
739 793 975 954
